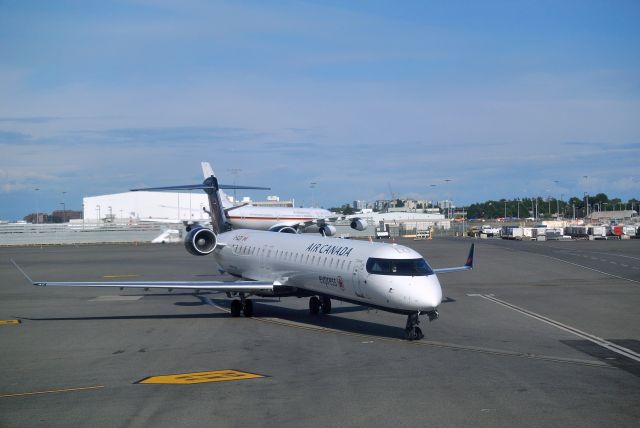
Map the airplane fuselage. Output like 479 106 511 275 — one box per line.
225 206 334 230
214 229 442 314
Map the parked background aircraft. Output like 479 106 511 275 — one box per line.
14 162 473 340
219 189 367 235
136 163 367 236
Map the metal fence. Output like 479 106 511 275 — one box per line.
0 222 167 246
1 216 464 246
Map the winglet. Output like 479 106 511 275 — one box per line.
465 243 474 270
432 243 475 274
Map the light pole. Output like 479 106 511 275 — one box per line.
584 192 589 219
429 184 436 209
228 168 242 204
96 205 101 223
444 179 452 218
61 191 67 222
583 176 589 218
310 182 317 207
34 188 40 224
60 202 66 223
553 180 559 218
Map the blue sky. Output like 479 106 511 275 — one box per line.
1 0 639 220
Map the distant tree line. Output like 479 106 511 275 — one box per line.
330 204 356 215
464 194 639 220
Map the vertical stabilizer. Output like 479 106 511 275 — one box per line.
200 164 227 235
218 189 234 209
131 162 269 235
201 162 215 178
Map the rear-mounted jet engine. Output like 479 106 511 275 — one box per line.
184 226 217 256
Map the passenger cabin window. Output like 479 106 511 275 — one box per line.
366 258 434 276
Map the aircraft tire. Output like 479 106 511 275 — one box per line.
309 296 320 315
230 299 242 317
405 327 424 341
243 299 254 317
321 296 332 314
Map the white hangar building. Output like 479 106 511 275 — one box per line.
83 192 211 222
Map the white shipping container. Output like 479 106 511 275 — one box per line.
623 225 637 236
501 226 523 239
589 226 607 238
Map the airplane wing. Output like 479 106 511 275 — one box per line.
432 244 475 274
11 260 274 293
138 218 211 226
308 216 342 226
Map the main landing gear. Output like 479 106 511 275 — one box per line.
404 310 438 341
309 296 331 315
230 294 253 318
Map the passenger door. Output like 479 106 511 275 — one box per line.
352 260 365 298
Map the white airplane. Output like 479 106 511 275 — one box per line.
12 162 474 340
135 163 368 236
219 189 362 235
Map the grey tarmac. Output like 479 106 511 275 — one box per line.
1 238 639 427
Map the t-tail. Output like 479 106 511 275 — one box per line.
131 162 269 234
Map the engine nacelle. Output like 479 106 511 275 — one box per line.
350 218 368 231
184 226 217 256
319 224 337 236
269 225 299 234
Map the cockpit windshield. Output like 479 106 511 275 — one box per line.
365 258 434 276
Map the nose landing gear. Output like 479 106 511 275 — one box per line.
404 312 424 340
404 310 439 340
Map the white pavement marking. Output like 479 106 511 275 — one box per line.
469 294 640 363
207 298 611 368
532 253 640 286
590 251 640 262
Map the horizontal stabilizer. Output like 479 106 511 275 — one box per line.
131 184 270 192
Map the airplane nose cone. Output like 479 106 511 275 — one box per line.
423 276 443 309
